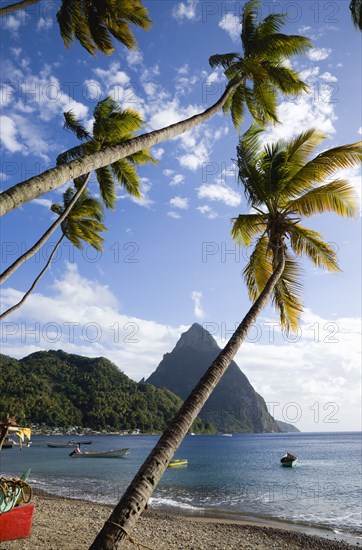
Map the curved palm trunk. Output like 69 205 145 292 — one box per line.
0 234 64 320
0 82 240 216
89 248 285 550
0 0 39 16
0 174 90 285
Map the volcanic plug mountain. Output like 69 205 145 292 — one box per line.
146 323 280 433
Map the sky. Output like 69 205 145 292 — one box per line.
0 0 361 432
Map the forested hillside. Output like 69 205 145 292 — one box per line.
0 350 212 433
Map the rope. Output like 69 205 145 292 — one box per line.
106 520 154 550
0 477 32 511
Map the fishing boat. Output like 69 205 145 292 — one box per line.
168 459 188 468
0 469 34 541
0 503 35 542
280 453 298 467
69 448 129 458
47 440 92 448
1 436 14 449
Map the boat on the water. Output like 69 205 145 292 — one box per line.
280 453 298 467
168 459 188 468
47 440 92 448
69 448 129 458
1 436 14 449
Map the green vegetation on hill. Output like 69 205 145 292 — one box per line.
0 350 213 433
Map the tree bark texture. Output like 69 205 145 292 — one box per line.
89 248 285 549
0 174 90 285
0 0 39 16
0 82 240 216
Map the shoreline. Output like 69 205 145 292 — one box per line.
1 491 359 550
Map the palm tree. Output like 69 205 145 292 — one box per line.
89 128 361 549
0 0 152 54
0 0 311 216
0 176 106 320
0 97 155 285
350 0 362 29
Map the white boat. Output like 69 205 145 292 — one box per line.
70 448 129 458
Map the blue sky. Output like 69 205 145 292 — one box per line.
0 0 361 431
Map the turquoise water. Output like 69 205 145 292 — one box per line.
1 432 361 541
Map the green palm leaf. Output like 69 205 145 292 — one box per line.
243 236 273 301
272 254 303 332
231 214 266 246
63 111 91 141
289 225 340 271
96 166 117 209
111 159 141 198
285 142 362 197
287 179 358 218
56 0 152 56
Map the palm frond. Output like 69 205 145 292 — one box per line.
350 0 362 30
243 236 273 301
126 150 157 165
209 53 240 69
255 13 286 38
230 86 246 128
242 0 260 55
95 166 117 209
289 224 340 271
231 213 266 246
256 34 311 59
287 179 358 218
262 63 309 95
272 254 303 332
286 141 362 197
111 159 141 197
63 111 90 140
56 144 85 166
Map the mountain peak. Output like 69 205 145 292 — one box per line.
175 323 220 353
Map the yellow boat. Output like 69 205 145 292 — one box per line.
168 459 188 468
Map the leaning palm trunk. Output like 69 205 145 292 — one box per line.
89 247 285 549
0 234 64 320
0 0 39 16
0 82 240 216
0 174 90 285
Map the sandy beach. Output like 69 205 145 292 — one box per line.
0 493 359 550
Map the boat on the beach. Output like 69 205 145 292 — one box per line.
47 440 92 448
280 453 298 467
69 448 129 458
0 468 34 542
168 459 188 468
0 503 35 542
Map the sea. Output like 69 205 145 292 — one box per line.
1 432 361 545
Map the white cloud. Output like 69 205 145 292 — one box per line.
31 198 52 209
83 79 103 101
197 183 241 207
191 290 205 319
0 115 23 152
179 142 209 170
36 17 53 31
320 71 338 82
358 128 362 135
126 49 143 67
206 71 222 85
197 205 218 219
168 174 185 186
218 13 241 43
307 47 332 61
0 264 189 382
167 211 182 219
152 147 164 160
169 196 189 209
172 0 199 22
163 169 174 177
2 12 29 32
1 267 360 430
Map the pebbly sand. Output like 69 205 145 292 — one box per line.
0 493 360 550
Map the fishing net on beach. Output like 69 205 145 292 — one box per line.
0 477 32 511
